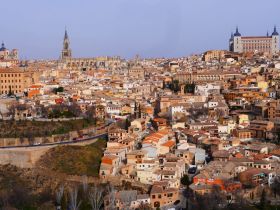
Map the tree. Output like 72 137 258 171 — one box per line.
8 86 13 97
25 129 35 145
7 104 18 120
150 118 158 131
259 67 265 75
185 83 195 94
138 104 142 118
188 107 208 120
274 129 280 145
190 185 227 210
137 202 152 210
271 176 280 198
38 105 48 118
68 103 82 118
124 118 131 130
162 80 166 89
107 185 116 210
181 175 191 187
134 101 138 118
259 189 267 210
85 106 96 122
88 185 104 210
170 80 180 93
81 175 88 195
136 142 142 149
53 87 64 94
181 175 191 210
55 185 64 210
68 187 81 210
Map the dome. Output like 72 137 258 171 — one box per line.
272 26 279 36
0 42 6 51
234 27 241 37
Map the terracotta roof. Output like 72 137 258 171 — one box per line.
212 150 230 158
150 185 163 194
161 140 175 148
270 149 280 157
101 155 118 165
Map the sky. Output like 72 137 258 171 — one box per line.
0 0 279 59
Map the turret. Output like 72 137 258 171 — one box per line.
233 27 242 53
272 26 279 36
234 27 241 37
271 26 279 54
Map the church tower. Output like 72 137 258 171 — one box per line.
61 29 72 60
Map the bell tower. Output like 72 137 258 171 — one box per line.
61 29 72 60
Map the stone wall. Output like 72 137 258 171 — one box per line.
0 125 98 147
0 146 53 168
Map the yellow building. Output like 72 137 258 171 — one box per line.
238 114 249 124
202 50 226 62
257 81 268 91
0 68 39 94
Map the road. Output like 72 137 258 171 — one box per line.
0 132 107 149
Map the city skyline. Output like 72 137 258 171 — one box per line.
1 0 279 59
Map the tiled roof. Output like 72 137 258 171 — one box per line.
161 140 175 148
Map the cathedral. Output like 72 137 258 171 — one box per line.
59 29 121 71
229 26 279 54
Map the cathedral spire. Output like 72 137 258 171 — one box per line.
64 28 69 40
61 29 72 60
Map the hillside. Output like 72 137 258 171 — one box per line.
38 138 106 176
0 119 96 138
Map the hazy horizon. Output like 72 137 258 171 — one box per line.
1 0 279 59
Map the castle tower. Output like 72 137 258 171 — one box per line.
229 32 234 52
233 27 242 53
271 26 279 54
61 29 72 60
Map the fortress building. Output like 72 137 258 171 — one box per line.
229 26 279 54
